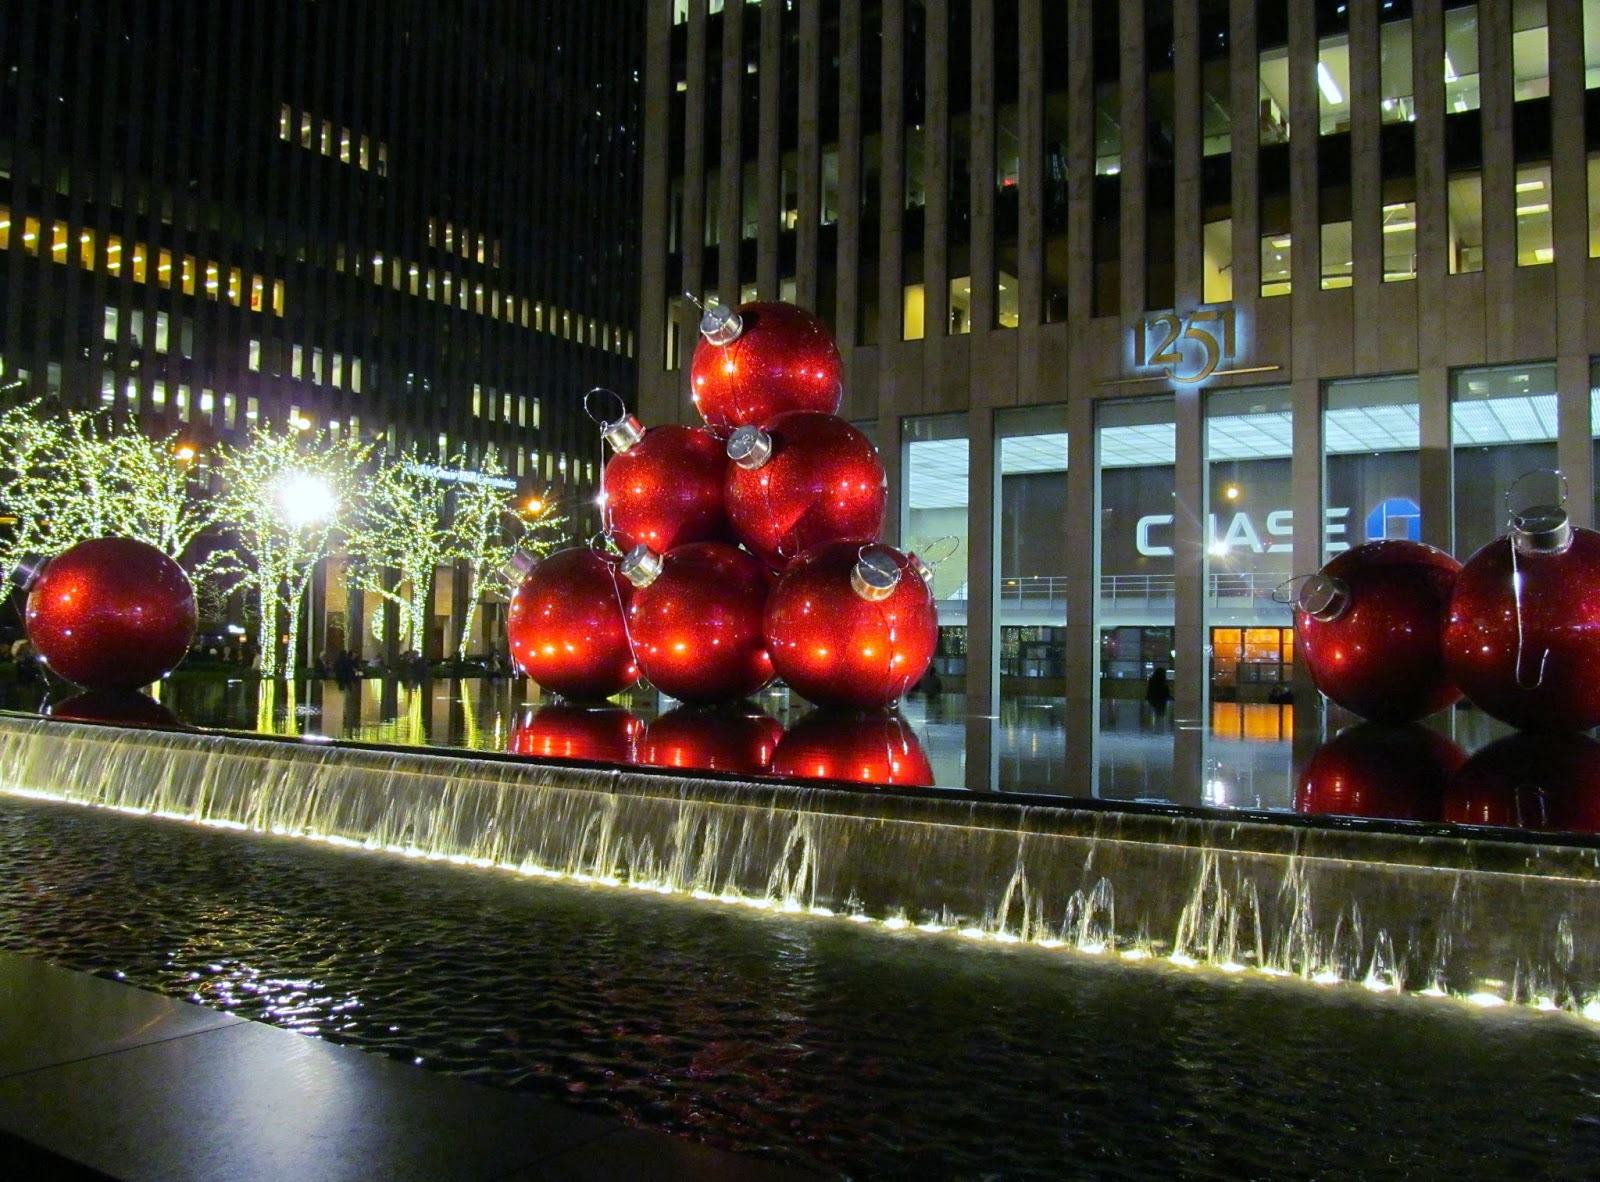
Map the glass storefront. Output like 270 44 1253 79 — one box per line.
903 414 971 689
996 406 1068 693
1452 363 1558 559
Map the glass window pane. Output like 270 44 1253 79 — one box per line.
1202 58 1231 156
1205 387 1294 726
1326 375 1421 561
1444 5 1481 113
903 415 970 694
1516 164 1553 266
1321 221 1353 289
1203 219 1233 303
1513 1 1550 102
1452 363 1558 559
1260 46 1291 144
1588 0 1600 88
997 407 1068 700
1383 200 1418 280
1448 173 1484 273
1096 398 1176 798
1261 233 1291 296
1381 19 1415 123
1318 35 1350 136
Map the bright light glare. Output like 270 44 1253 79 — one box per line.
277 472 337 528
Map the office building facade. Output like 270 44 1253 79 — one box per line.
0 0 642 656
640 0 1600 783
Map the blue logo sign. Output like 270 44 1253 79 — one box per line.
1365 497 1421 542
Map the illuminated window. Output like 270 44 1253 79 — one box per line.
251 275 265 311
1260 47 1290 144
155 311 169 354
272 279 285 315
248 340 261 372
279 103 292 140
78 228 94 269
1321 222 1352 289
300 112 313 148
1261 234 1291 296
157 249 172 288
1448 172 1484 273
1381 19 1414 123
1383 201 1417 280
1513 2 1550 103
182 255 196 296
1317 35 1350 136
103 307 119 342
1516 164 1553 266
1203 219 1232 303
0 208 11 251
50 221 68 260
1444 5 1481 114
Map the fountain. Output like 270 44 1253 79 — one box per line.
4 712 1600 1012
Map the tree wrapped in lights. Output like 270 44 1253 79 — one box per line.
343 445 464 663
210 426 371 679
0 403 225 578
447 450 566 661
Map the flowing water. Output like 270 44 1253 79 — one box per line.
3 793 1600 1180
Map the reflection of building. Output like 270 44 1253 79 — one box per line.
641 2 1600 781
1 1 642 658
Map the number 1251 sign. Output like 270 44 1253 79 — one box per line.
1137 308 1238 385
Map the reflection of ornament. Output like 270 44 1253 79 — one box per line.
1294 540 1461 723
600 417 732 554
725 412 887 568
1294 723 1464 822
765 542 938 709
640 704 784 776
506 548 638 701
688 301 843 435
622 541 774 704
45 689 189 731
1443 732 1600 832
771 708 935 787
26 537 197 691
1443 506 1600 732
509 704 643 765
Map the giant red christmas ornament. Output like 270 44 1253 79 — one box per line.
688 301 843 435
772 708 935 787
640 704 785 776
1294 539 1462 723
1442 504 1600 732
509 704 644 765
764 542 938 709
25 537 197 691
622 541 774 704
599 414 732 554
1443 732 1600 832
506 547 638 701
1294 723 1465 823
725 412 887 568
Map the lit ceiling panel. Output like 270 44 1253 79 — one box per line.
1000 433 1068 474
1325 404 1421 453
1450 394 1558 445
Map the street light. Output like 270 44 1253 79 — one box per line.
275 472 337 676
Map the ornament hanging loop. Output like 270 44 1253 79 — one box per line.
917 536 961 568
583 387 628 428
851 544 903 602
1505 468 1572 556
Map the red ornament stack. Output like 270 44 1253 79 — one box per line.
510 299 941 749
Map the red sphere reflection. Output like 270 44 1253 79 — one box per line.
1295 723 1466 822
765 542 938 709
603 424 732 554
45 689 188 731
26 537 197 691
506 548 638 701
725 412 887 568
688 301 843 435
640 704 784 776
1295 539 1462 723
627 542 774 704
771 708 935 787
509 704 644 765
1443 526 1600 732
1443 733 1600 832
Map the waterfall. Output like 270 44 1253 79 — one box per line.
5 714 1600 1013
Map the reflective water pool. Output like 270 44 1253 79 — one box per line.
4 794 1598 1179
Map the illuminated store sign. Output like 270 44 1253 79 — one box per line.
1134 497 1422 557
405 463 518 490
